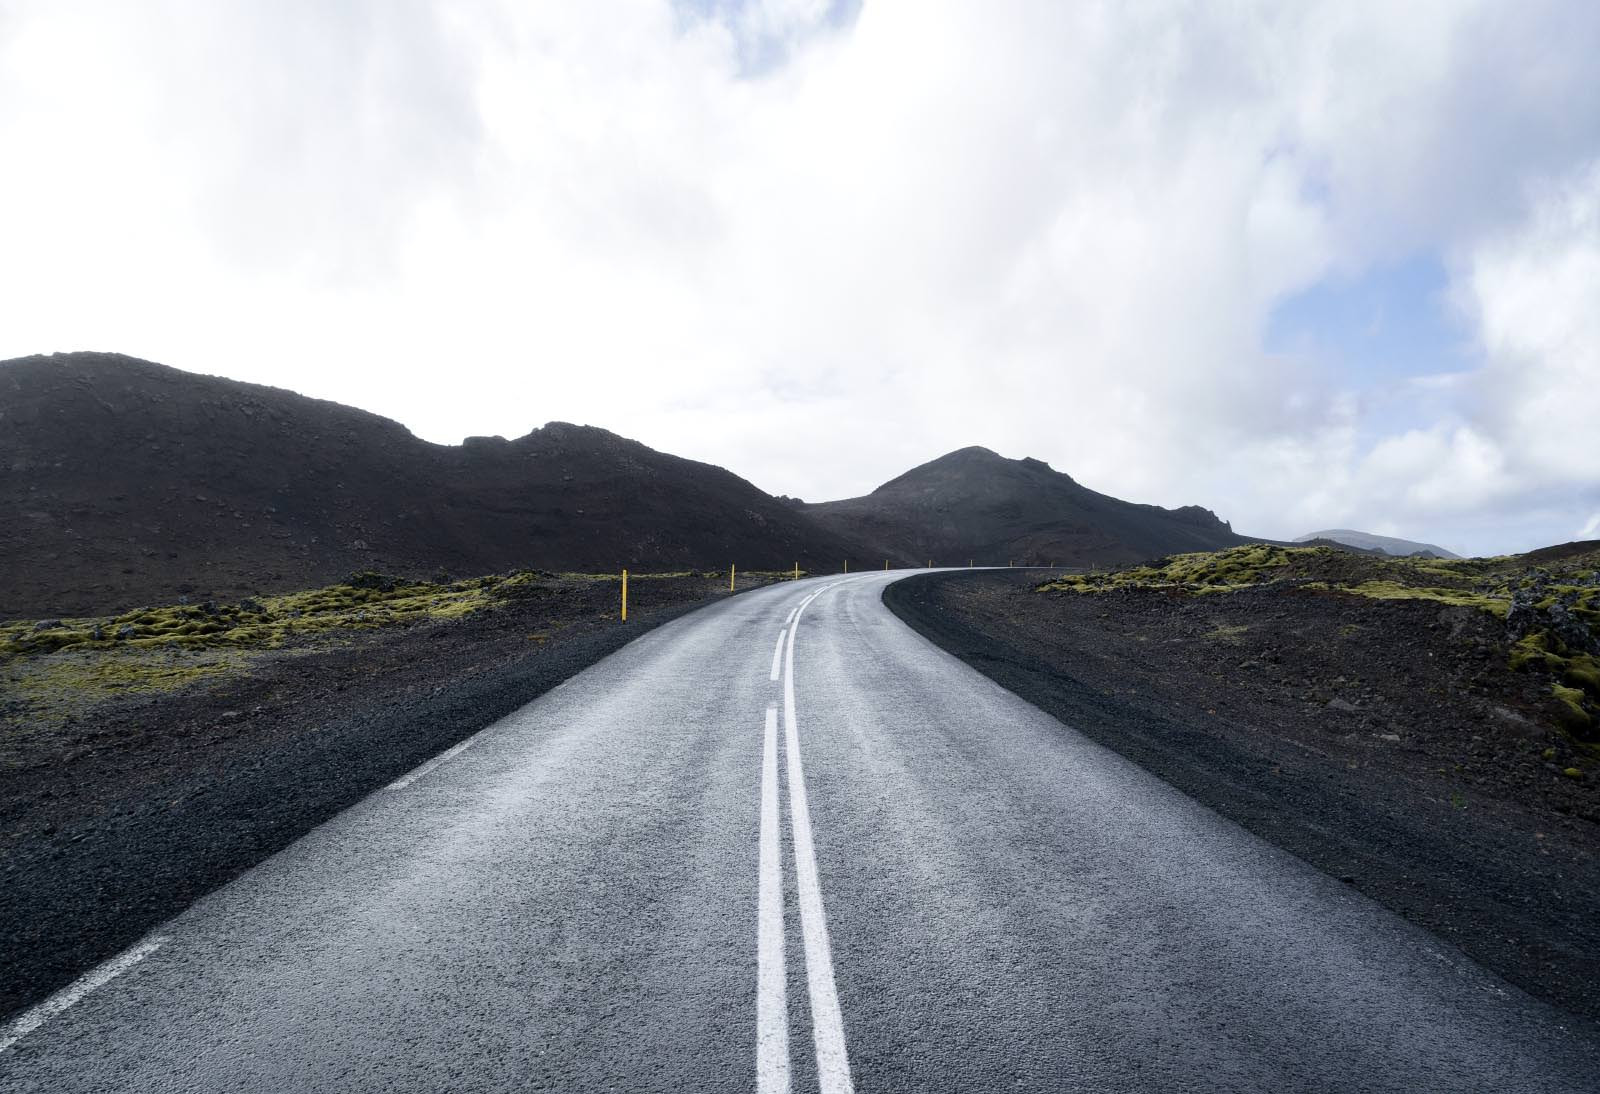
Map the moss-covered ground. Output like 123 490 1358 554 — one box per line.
1042 544 1595 615
2 568 784 730
1040 543 1600 743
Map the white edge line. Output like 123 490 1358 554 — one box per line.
769 628 787 682
387 734 480 790
757 705 790 1094
386 698 546 790
0 935 168 1054
783 593 855 1094
784 607 797 626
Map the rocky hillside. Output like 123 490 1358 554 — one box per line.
1 353 851 616
803 446 1254 567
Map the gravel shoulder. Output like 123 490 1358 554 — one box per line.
885 568 1600 1026
0 573 774 1020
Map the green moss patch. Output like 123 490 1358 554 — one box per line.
0 570 574 662
0 568 752 734
1035 542 1600 747
1040 544 1298 594
1338 581 1509 617
0 568 745 730
1564 655 1600 698
1038 544 1597 630
1553 684 1595 734
0 570 575 728
1 648 248 732
1511 633 1558 672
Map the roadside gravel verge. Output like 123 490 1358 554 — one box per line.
885 568 1600 1027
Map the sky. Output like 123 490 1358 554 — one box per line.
2 1 1598 557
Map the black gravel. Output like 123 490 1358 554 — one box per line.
885 569 1600 1029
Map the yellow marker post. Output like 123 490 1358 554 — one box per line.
793 562 799 581
884 559 888 571
844 559 849 574
969 559 973 567
730 563 736 592
621 569 628 621
926 559 932 568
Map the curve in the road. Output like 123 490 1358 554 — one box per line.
3 572 1597 1093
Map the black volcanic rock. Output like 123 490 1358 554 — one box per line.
803 445 1252 567
0 353 851 616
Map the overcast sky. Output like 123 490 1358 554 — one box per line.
3 1 1598 556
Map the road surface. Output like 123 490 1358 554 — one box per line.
3 572 1596 1092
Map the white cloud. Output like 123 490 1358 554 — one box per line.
1 0 1597 555
1459 159 1600 485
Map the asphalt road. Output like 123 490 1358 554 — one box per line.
3 572 1596 1092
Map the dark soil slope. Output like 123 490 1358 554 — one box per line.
1 353 849 616
804 446 1252 567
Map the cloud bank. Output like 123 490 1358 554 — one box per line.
1 0 1597 555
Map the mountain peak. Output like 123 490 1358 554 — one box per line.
876 446 1072 495
807 445 1246 565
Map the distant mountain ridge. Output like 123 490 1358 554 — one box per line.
803 446 1253 567
1 353 851 615
3 353 1270 617
1294 529 1459 559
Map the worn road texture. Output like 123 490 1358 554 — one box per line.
3 573 1596 1092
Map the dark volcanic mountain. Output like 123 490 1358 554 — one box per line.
1 353 850 616
804 446 1253 567
2 354 1265 617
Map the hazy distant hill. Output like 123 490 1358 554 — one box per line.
1294 529 1460 559
803 446 1254 567
0 353 851 616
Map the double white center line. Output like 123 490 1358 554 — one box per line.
757 586 854 1094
